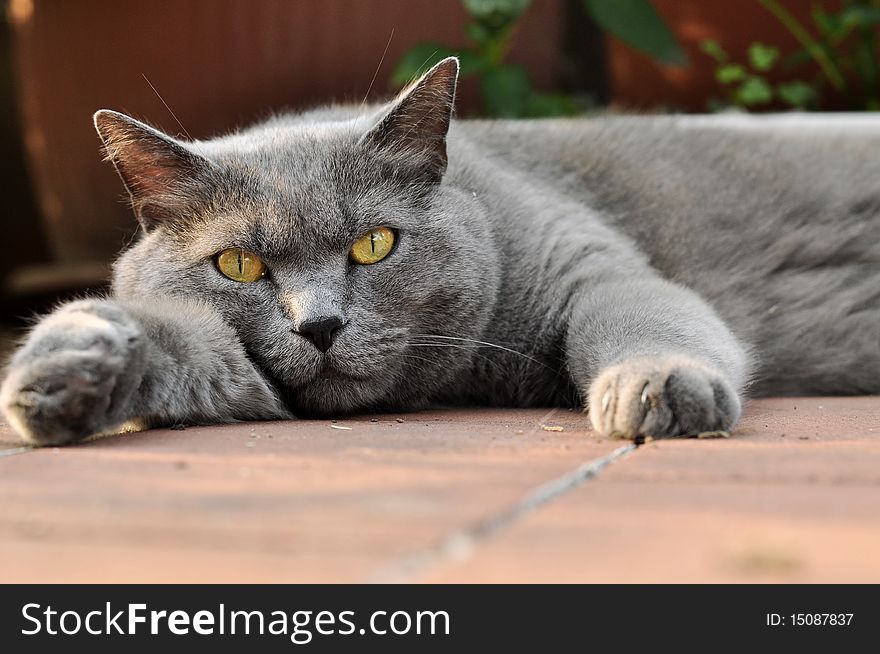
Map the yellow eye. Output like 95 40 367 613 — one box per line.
216 248 267 282
350 227 396 265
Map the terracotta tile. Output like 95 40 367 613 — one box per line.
428 481 880 583
0 540 374 584
431 398 880 582
602 440 880 486
736 396 880 442
0 408 619 582
1 397 878 582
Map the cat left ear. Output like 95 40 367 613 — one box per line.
93 109 213 230
362 57 459 185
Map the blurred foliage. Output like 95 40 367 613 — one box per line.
391 0 682 117
704 0 880 111
702 40 819 110
582 0 685 66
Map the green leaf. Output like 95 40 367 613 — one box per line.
452 50 486 77
781 47 813 70
463 0 531 21
735 76 773 105
811 5 840 40
748 42 780 71
390 44 484 88
716 64 747 84
524 92 580 117
839 5 880 30
699 39 728 64
391 43 457 88
706 96 732 113
582 0 686 66
480 65 532 117
776 80 816 108
465 21 493 45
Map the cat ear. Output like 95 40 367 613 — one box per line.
362 57 459 185
93 109 213 230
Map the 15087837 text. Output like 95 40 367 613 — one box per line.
766 613 854 627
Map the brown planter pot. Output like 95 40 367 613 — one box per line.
607 0 824 112
10 0 564 272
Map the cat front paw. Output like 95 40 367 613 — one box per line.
587 355 741 439
0 301 146 446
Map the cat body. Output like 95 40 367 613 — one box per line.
2 59 878 445
454 115 880 397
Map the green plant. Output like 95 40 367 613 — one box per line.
582 0 686 66
703 0 880 112
702 40 819 110
391 0 683 118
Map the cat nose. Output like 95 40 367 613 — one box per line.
296 316 344 353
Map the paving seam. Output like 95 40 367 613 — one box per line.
366 442 638 583
0 446 32 458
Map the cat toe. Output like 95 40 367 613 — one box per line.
664 367 739 434
1 351 118 445
588 356 741 439
0 307 146 446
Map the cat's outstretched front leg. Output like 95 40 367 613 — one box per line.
0 297 290 446
565 277 750 439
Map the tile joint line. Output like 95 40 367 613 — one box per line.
367 441 639 583
0 446 32 458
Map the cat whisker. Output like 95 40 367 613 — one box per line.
408 342 506 371
410 334 554 372
141 73 193 142
412 341 531 376
361 28 395 106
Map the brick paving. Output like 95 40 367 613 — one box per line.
1 398 878 582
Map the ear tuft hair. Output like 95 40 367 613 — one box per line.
93 110 212 230
362 57 459 185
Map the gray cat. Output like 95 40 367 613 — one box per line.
2 58 878 446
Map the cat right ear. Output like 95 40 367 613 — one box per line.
362 57 459 186
93 110 213 230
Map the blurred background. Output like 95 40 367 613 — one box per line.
1 0 878 348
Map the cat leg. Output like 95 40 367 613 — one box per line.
565 277 750 439
0 297 291 446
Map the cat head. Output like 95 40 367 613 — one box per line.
94 58 500 414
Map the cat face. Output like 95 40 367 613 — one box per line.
96 59 500 414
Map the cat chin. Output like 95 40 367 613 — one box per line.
288 375 393 416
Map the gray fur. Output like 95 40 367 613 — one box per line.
2 58 877 445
